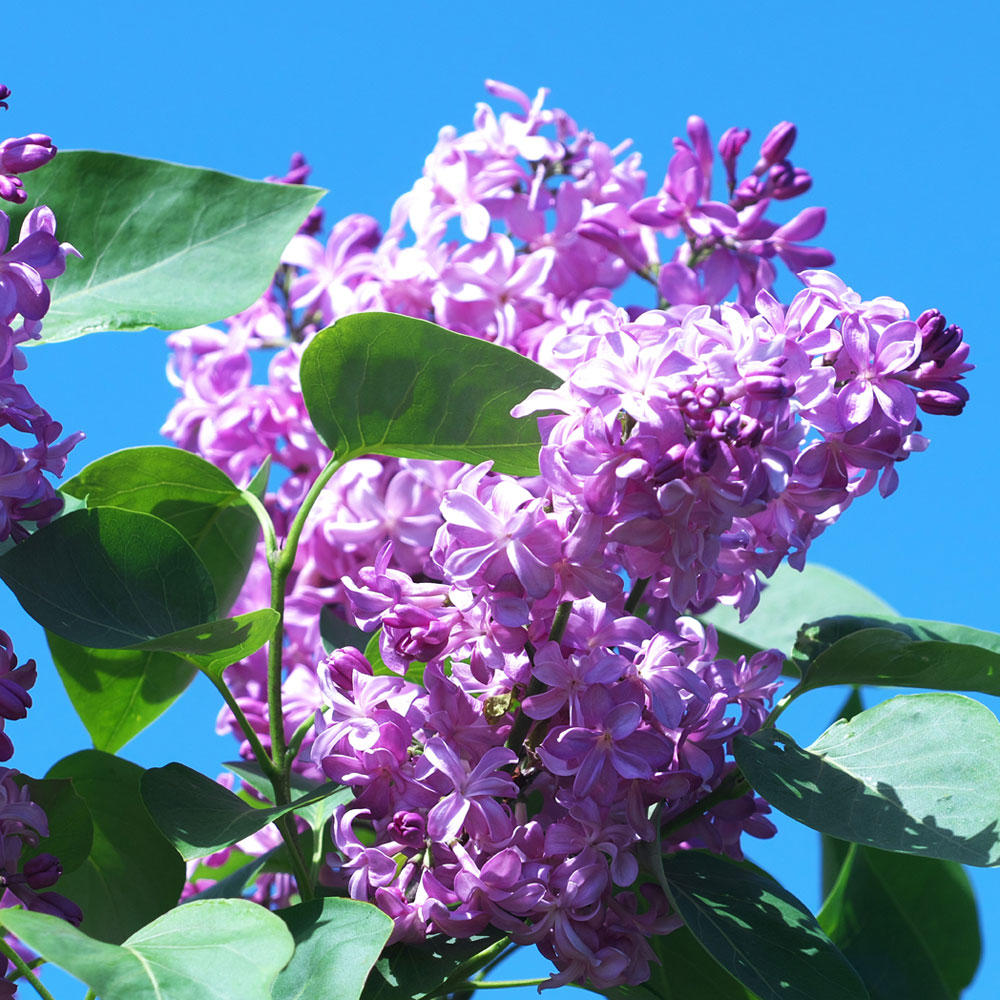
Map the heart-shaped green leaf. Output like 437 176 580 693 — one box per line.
735 693 1000 865
46 750 185 943
300 312 560 476
0 899 294 1000
15 775 93 875
0 507 217 648
6 151 323 343
62 445 261 612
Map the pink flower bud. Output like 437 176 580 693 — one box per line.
754 121 797 174
0 134 57 175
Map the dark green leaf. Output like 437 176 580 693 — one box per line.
300 312 560 476
0 899 294 1000
818 843 980 999
605 925 758 1000
362 933 509 1000
0 507 217 648
46 750 185 943
47 635 195 753
7 151 323 343
792 615 1000 698
141 762 343 860
274 897 393 1000
62 446 261 612
660 849 868 1000
15 776 93 874
134 608 278 675
320 604 369 654
735 693 1000 865
702 564 896 667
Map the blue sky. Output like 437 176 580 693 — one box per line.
4 0 999 996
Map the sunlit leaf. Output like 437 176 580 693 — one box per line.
300 312 560 476
735 693 1000 865
6 151 323 343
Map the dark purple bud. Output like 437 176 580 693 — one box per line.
298 205 325 237
388 810 426 848
31 890 83 926
917 385 968 415
755 121 797 175
0 677 30 719
23 852 61 889
322 645 373 688
769 163 812 201
265 151 312 186
915 309 964 367
0 135 57 175
0 85 10 111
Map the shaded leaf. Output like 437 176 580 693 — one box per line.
0 507 217 648
135 608 278 675
186 848 274 901
15 776 93 874
735 693 1000 866
320 604 369 654
0 899 294 1000
46 750 185 943
818 843 980 999
274 897 393 1000
365 629 425 686
62 445 261 612
141 761 343 860
300 312 560 476
7 151 323 343
702 564 895 667
792 615 1000 699
661 849 868 1000
362 933 509 1000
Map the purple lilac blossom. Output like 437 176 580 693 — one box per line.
160 82 971 989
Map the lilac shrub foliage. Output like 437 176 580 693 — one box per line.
0 83 84 994
161 83 970 987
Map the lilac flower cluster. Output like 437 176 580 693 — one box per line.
160 83 970 986
0 86 84 992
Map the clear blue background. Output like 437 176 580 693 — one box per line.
3 1 998 996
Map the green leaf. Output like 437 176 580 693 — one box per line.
186 848 278 902
362 933 509 1000
660 850 868 1000
0 899 294 1000
62 446 262 612
15 776 93 874
46 750 185 943
141 762 343 861
6 151 323 343
247 455 272 501
702 564 896 666
791 615 1000 698
134 608 279 675
274 897 393 1000
735 693 1000 865
223 760 353 836
47 635 195 753
320 604 369 654
300 312 560 476
0 507 217 648
818 843 980 999
605 925 759 1000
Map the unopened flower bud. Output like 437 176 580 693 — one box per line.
768 163 812 200
754 121 797 175
23 852 61 889
718 126 750 192
0 677 30 720
0 175 25 204
0 134 57 175
31 890 83 926
0 85 10 111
